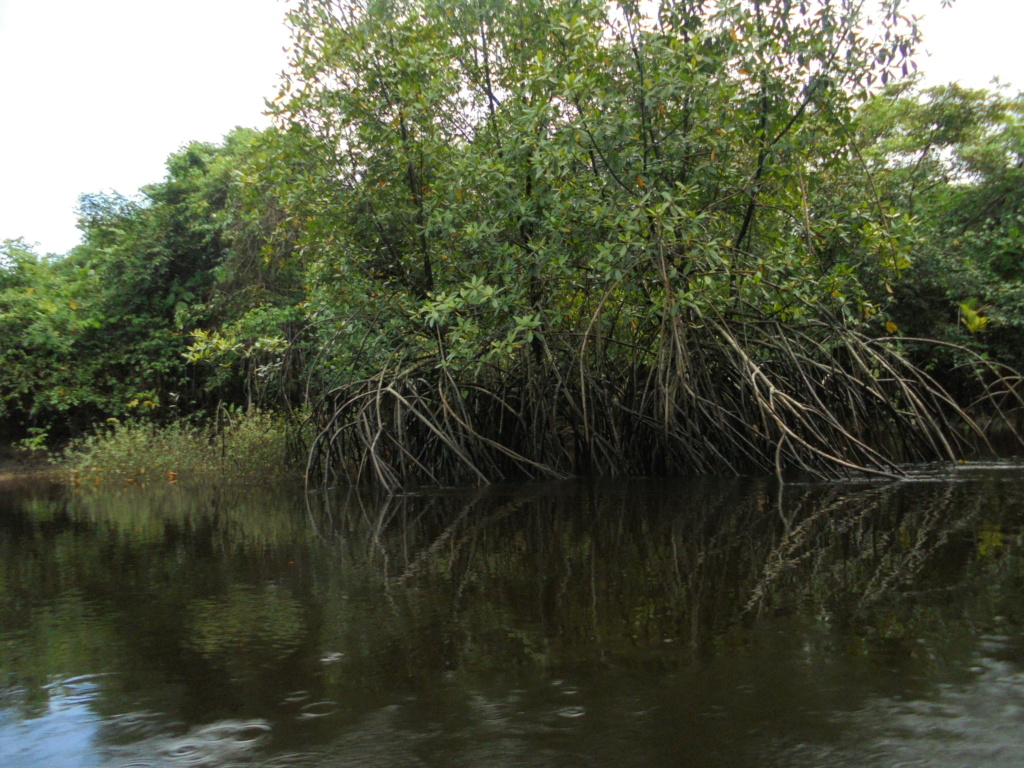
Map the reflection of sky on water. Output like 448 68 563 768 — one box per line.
0 675 272 768
782 658 1024 768
1 649 1023 767
0 682 103 768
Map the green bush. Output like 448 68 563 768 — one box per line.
64 409 305 486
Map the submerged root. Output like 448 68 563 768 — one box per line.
308 316 1024 491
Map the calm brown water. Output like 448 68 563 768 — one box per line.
1 465 1023 767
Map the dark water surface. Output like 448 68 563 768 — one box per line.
2 465 1023 767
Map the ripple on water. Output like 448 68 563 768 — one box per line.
42 672 111 706
556 706 586 719
297 700 340 721
44 672 112 689
258 751 324 768
103 710 168 739
156 718 271 766
281 689 312 705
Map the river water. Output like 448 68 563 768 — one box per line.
1 465 1023 767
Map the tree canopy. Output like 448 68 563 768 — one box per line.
858 82 1024 374
0 129 304 435
266 0 1011 485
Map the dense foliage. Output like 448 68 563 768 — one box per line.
1 0 1022 485
0 129 305 442
269 0 1019 485
858 83 1024 375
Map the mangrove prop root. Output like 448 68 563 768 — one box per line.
307 317 1024 491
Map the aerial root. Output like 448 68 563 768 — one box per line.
307 317 1024 491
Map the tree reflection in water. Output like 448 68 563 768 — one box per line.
0 465 1022 767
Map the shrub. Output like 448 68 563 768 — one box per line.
64 409 306 486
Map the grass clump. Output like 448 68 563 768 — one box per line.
65 409 305 486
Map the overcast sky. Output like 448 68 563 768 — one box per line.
0 0 291 255
0 0 1021 256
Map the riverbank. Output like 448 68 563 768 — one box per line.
0 443 58 483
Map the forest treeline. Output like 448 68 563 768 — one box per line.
2 0 1023 486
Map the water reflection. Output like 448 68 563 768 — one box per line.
1 465 1023 766
0 676 104 768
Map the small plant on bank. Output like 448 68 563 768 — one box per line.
14 426 51 456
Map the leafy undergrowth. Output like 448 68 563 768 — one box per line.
64 409 306 487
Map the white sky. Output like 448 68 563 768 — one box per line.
907 0 1024 90
0 0 1021 256
0 0 291 255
